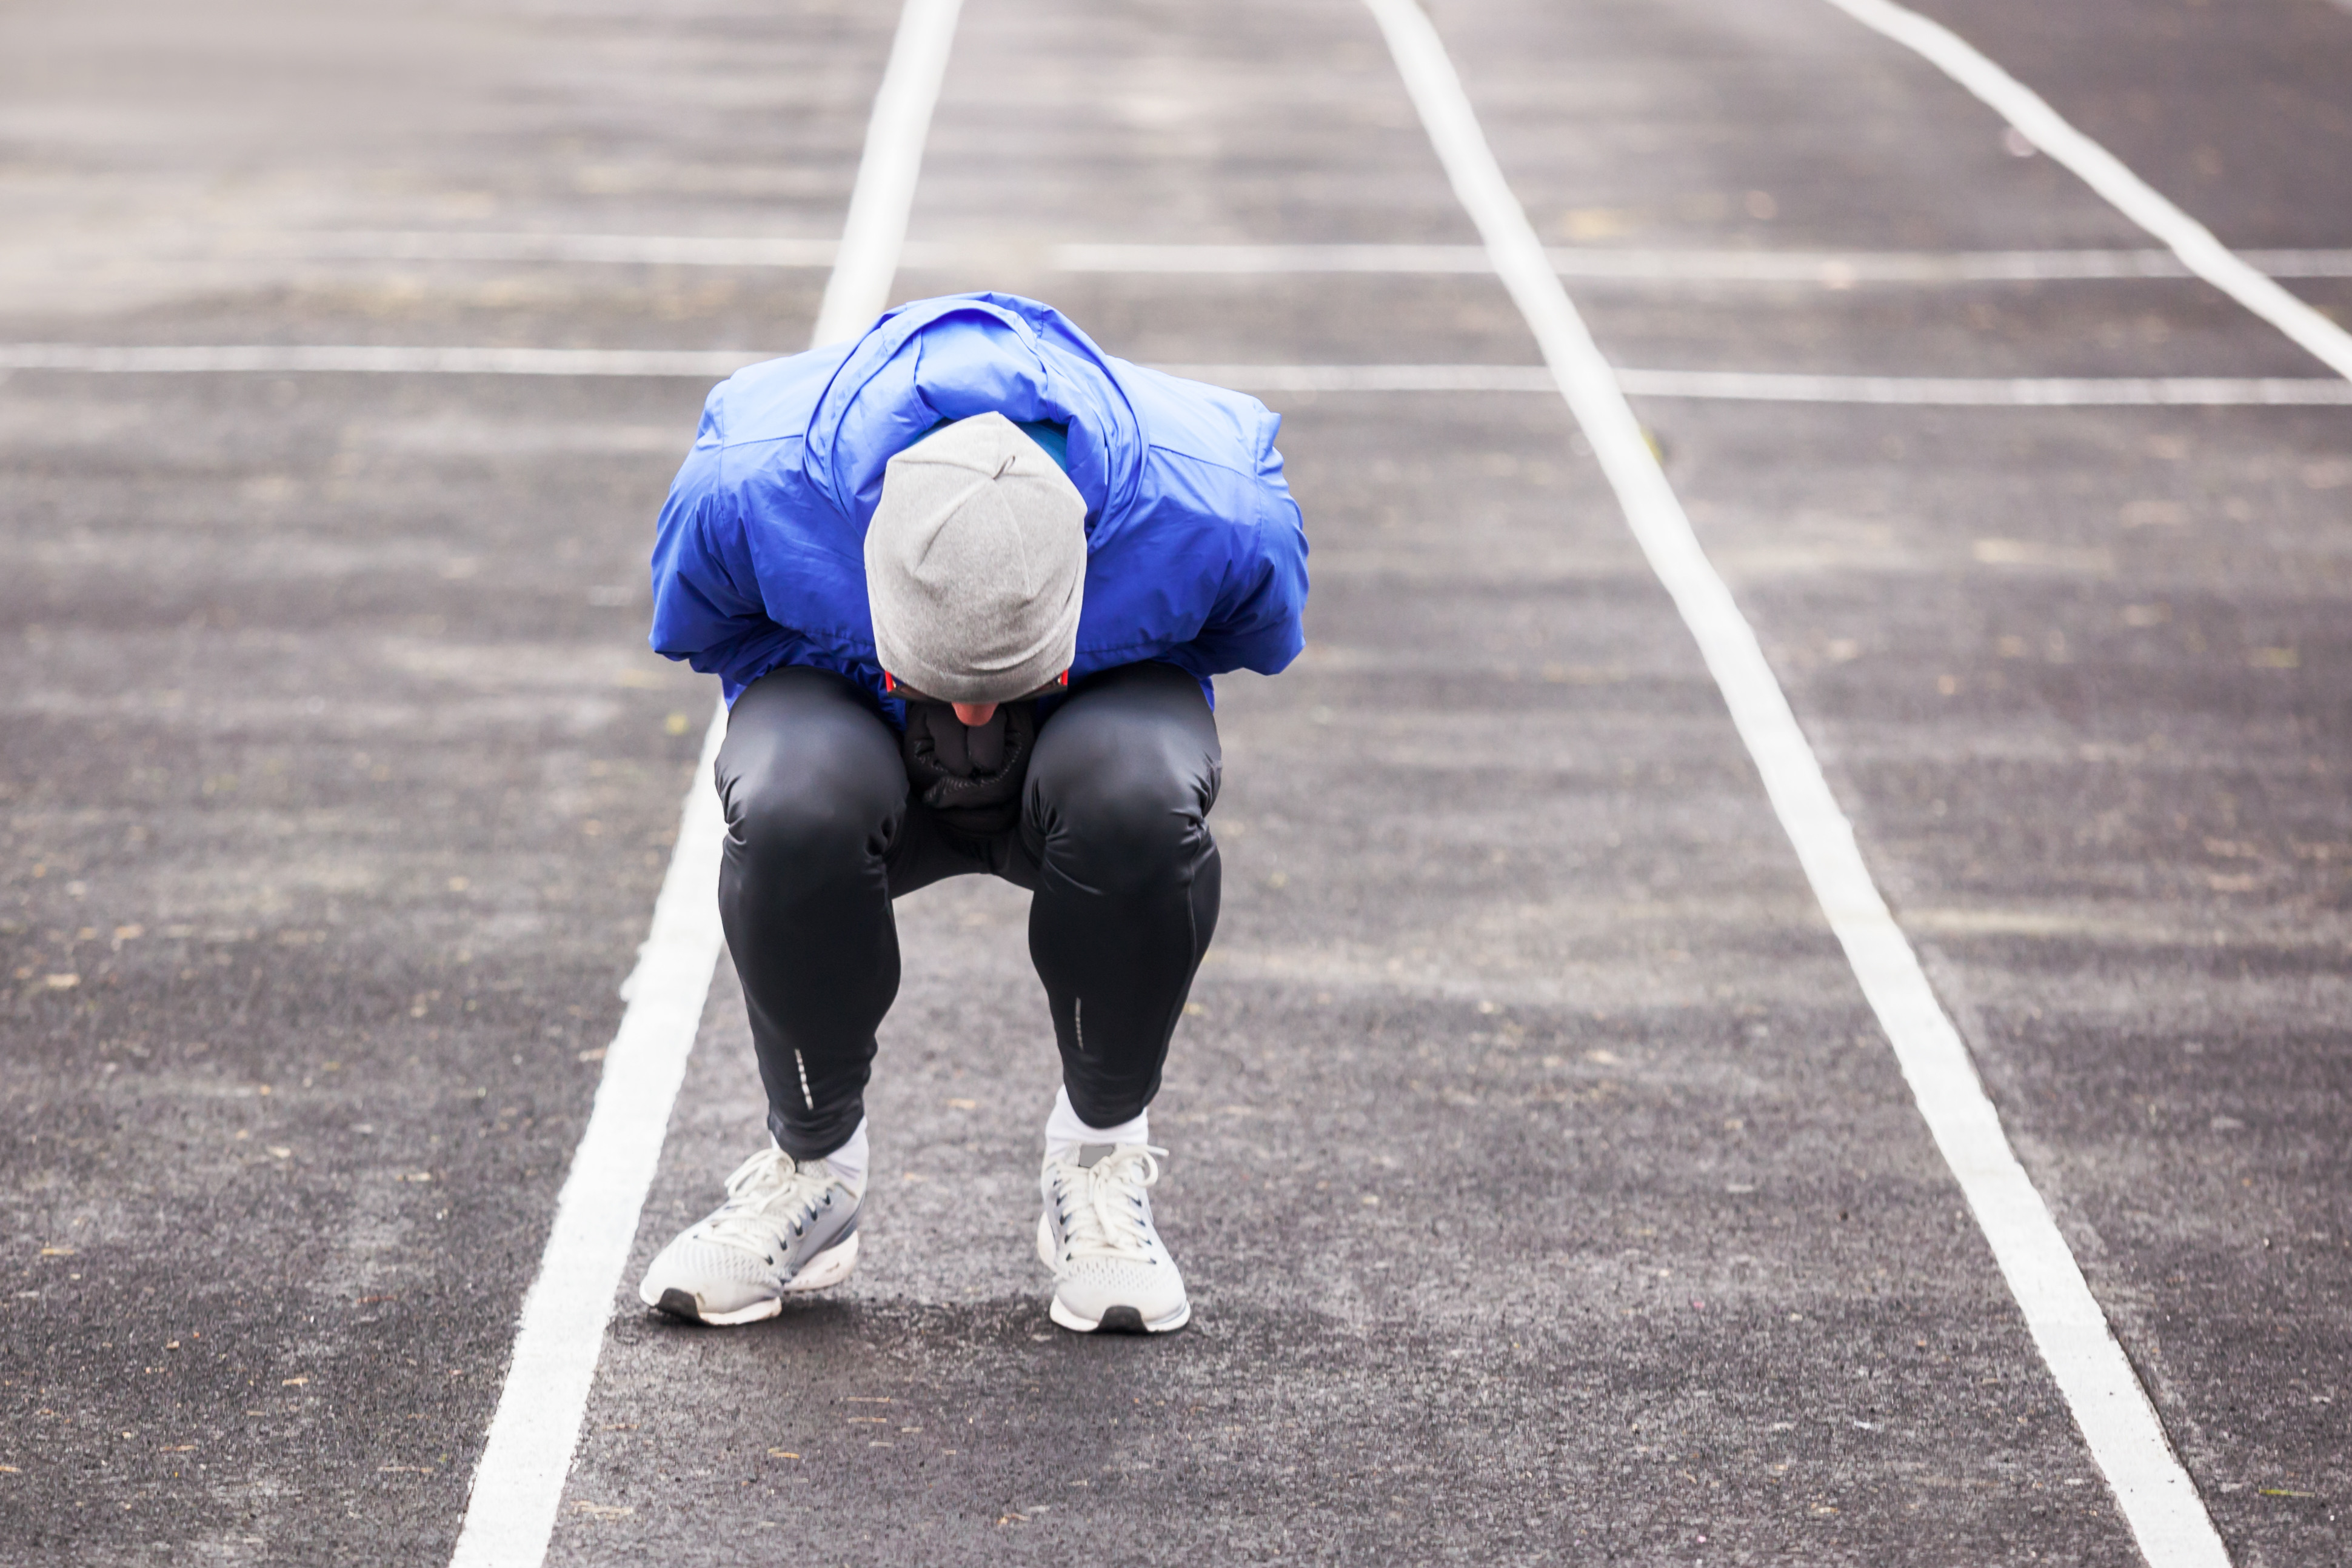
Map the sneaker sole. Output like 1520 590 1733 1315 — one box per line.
1047 1295 1191 1335
1035 1213 1189 1334
647 1229 860 1326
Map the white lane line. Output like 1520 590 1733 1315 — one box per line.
443 0 962 1563
1610 369 2352 406
149 231 2352 281
1158 362 1551 390
1158 364 2352 405
1818 0 2352 385
444 709 727 1568
1058 240 2352 282
1360 4 2233 1568
1054 241 1494 274
0 344 757 377
1601 246 2352 281
12 344 2348 408
815 0 964 345
1575 246 2352 282
238 232 847 267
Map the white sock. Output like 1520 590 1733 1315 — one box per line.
798 1116 869 1194
1044 1086 1148 1163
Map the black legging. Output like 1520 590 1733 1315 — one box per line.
713 661 1223 1159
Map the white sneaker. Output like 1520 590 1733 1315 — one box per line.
1036 1143 1189 1333
638 1146 862 1325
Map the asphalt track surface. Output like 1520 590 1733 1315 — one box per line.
1 0 2347 1564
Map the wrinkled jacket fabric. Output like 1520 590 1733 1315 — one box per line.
649 293 1309 720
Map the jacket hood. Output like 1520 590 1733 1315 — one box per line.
800 293 1144 534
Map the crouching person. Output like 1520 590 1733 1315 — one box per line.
635 293 1308 1333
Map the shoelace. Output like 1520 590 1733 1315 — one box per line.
698 1147 836 1254
1052 1145 1166 1264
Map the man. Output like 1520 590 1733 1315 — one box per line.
635 293 1308 1333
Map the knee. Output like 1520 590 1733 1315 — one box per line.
1029 739 1214 886
727 770 891 878
719 739 904 886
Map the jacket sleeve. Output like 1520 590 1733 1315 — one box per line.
647 426 796 699
1184 413 1309 676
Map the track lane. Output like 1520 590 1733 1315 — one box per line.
1435 0 2351 1561
546 0 2163 1561
0 0 894 1561
2 0 2342 1561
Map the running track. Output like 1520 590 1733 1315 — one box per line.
1 0 2345 1563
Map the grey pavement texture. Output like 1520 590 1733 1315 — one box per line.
1 0 2346 1566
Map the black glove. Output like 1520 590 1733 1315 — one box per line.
900 700 1038 835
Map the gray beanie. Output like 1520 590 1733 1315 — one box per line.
864 412 1087 704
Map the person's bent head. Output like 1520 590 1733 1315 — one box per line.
865 412 1085 726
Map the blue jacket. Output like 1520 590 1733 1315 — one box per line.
649 293 1309 719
